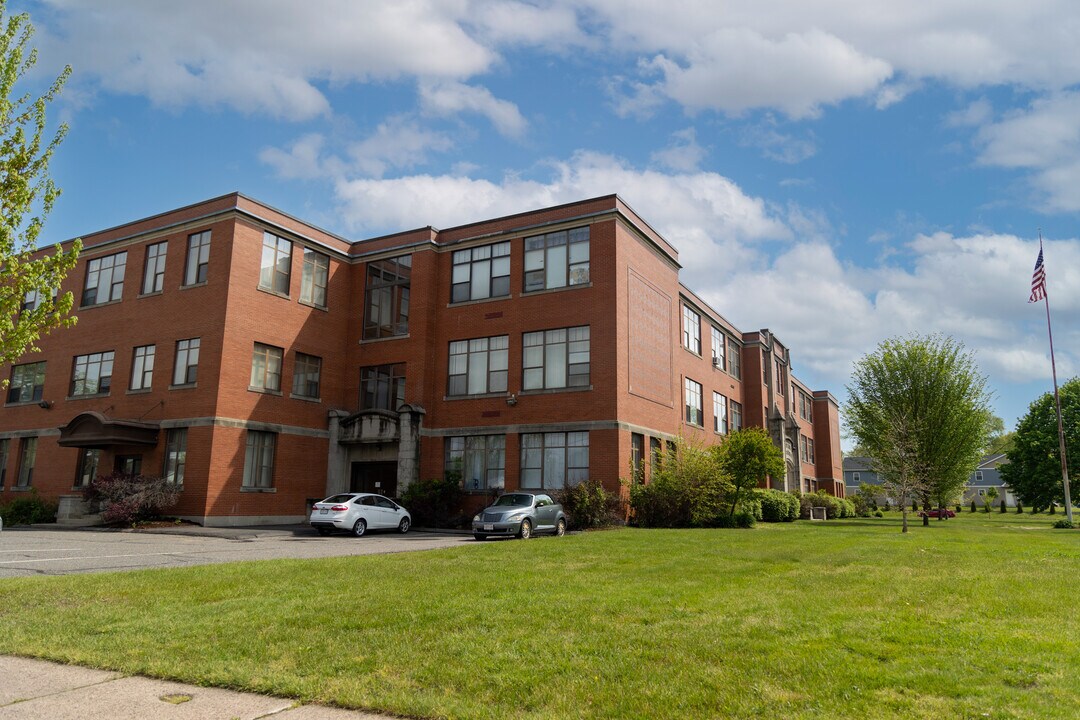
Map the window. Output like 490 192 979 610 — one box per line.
82 251 127 306
0 439 7 488
731 400 743 432
649 436 662 477
142 242 167 294
729 338 741 379
798 390 813 421
163 428 187 485
522 326 589 390
523 226 589 292
173 338 200 385
684 377 703 426
711 327 725 369
16 437 36 488
776 360 786 398
75 448 101 488
7 362 45 403
800 436 809 463
448 336 508 396
452 241 510 302
300 248 329 307
363 255 411 339
808 438 815 463
976 470 984 482
259 232 292 294
713 392 728 434
447 435 506 491
682 305 701 354
852 471 861 483
71 351 114 396
292 353 322 399
978 488 985 496
249 343 283 392
521 431 589 489
130 345 155 391
21 287 55 312
631 432 644 483
185 231 211 286
243 430 276 488
115 455 142 475
360 363 405 411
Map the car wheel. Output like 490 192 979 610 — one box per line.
518 519 532 539
352 518 367 537
398 517 411 534
555 518 566 537
316 527 331 537
473 534 487 541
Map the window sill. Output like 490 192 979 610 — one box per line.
256 286 291 301
288 393 322 403
447 294 512 308
66 392 111 402
683 347 702 358
444 392 510 401
359 334 409 345
9 486 32 492
138 290 163 299
169 383 197 391
519 385 593 396
4 400 43 408
181 281 209 290
241 487 277 493
126 388 152 395
298 299 328 312
248 387 283 396
79 299 122 310
521 282 591 297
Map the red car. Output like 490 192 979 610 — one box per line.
919 508 956 518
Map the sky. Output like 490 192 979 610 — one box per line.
13 0 1080 439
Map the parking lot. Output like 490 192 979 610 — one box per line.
0 525 475 578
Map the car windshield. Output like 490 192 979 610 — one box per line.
322 494 355 504
493 494 533 507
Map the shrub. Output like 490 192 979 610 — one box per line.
555 479 623 530
1016 501 1024 514
629 438 728 528
956 504 962 513
82 472 181 526
799 491 843 519
873 510 884 518
711 511 756 529
399 474 465 528
1052 519 1074 529
757 489 799 522
1000 500 1007 513
970 499 977 513
0 490 57 526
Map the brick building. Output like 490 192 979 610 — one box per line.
0 193 843 526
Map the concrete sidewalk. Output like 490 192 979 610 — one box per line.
0 656 394 719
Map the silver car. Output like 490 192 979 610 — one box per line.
472 492 567 540
310 493 412 537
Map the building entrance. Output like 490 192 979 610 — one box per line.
350 461 398 497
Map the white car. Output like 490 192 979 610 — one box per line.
309 493 412 537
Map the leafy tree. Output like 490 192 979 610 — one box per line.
0 4 80 370
984 486 999 513
984 413 1016 455
1000 378 1079 510
715 427 784 518
846 335 991 532
629 435 729 527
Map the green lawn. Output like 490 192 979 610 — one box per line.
2 512 1078 719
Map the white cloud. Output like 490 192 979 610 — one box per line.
650 128 707 172
419 81 527 138
946 98 993 128
740 121 816 164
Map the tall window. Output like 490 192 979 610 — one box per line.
521 431 589 489
243 430 276 488
71 351 114 396
21 287 55 312
7 362 45 403
452 241 510 302
142 242 167 294
75 448 101 488
522 326 589 390
711 327 725 369
130 345 155 391
713 392 728 434
249 343 283 392
799 390 813 421
807 438 815 463
173 338 200 385
163 428 187 484
16 437 36 488
292 353 322 399
259 232 292 294
360 363 405 411
728 338 741 379
631 432 644 483
682 305 701 354
684 377 703 426
0 438 8 488
731 400 743 432
448 336 508 395
523 226 589 292
300 248 329 308
82 251 127 306
363 255 411 339
185 231 211 286
447 435 506 491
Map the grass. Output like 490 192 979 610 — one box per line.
1 512 1078 719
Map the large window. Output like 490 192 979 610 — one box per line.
682 305 701 354
292 353 322 399
243 430 276 488
447 435 505 491
82 251 127 306
728 338 742 379
7 362 45 403
363 255 411 339
173 338 200 385
163 428 187 485
75 448 101 488
360 363 405 411
249 343 283 392
21 287 55 312
522 326 589 390
731 400 743 432
0 438 7 488
684 377 703 426
16 437 36 488
521 431 589 489
631 432 644 483
448 336 508 396
711 327 725 369
259 232 292 294
713 392 728 434
798 390 814 421
71 351 114 396
130 345 155 391
300 248 329 308
185 231 211 286
142 242 167 294
523 226 589 292
452 241 510 302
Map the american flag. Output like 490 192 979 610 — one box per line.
1029 241 1047 303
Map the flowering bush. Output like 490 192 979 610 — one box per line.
82 472 180 526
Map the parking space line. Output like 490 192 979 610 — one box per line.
0 552 184 565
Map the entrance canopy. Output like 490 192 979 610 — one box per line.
57 411 159 448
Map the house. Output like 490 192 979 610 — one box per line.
0 193 844 526
843 454 1015 508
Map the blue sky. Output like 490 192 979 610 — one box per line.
15 1 1080 438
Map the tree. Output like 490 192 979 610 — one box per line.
846 335 991 532
715 427 784 518
0 4 80 370
984 486 999 513
984 414 1016 455
1000 378 1079 510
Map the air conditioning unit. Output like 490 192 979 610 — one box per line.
712 357 721 368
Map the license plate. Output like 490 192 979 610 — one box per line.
320 509 328 514
483 523 494 531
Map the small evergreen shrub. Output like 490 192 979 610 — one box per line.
399 474 465 528
1016 501 1023 514
970 500 977 513
555 478 623 530
757 489 799 522
956 504 962 513
0 490 58 526
873 509 884 518
1052 519 1074 529
1000 500 1007 513
83 472 180 526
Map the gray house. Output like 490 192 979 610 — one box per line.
843 453 1014 507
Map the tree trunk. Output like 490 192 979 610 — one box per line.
729 487 741 517
902 508 909 533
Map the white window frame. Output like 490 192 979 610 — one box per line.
250 343 283 392
682 305 701 354
130 345 155 391
185 231 211 286
259 232 292 295
142 242 167 294
82 251 127 306
684 377 703 426
713 392 728 434
300 248 329 308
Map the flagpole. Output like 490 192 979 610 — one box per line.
1038 233 1073 523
